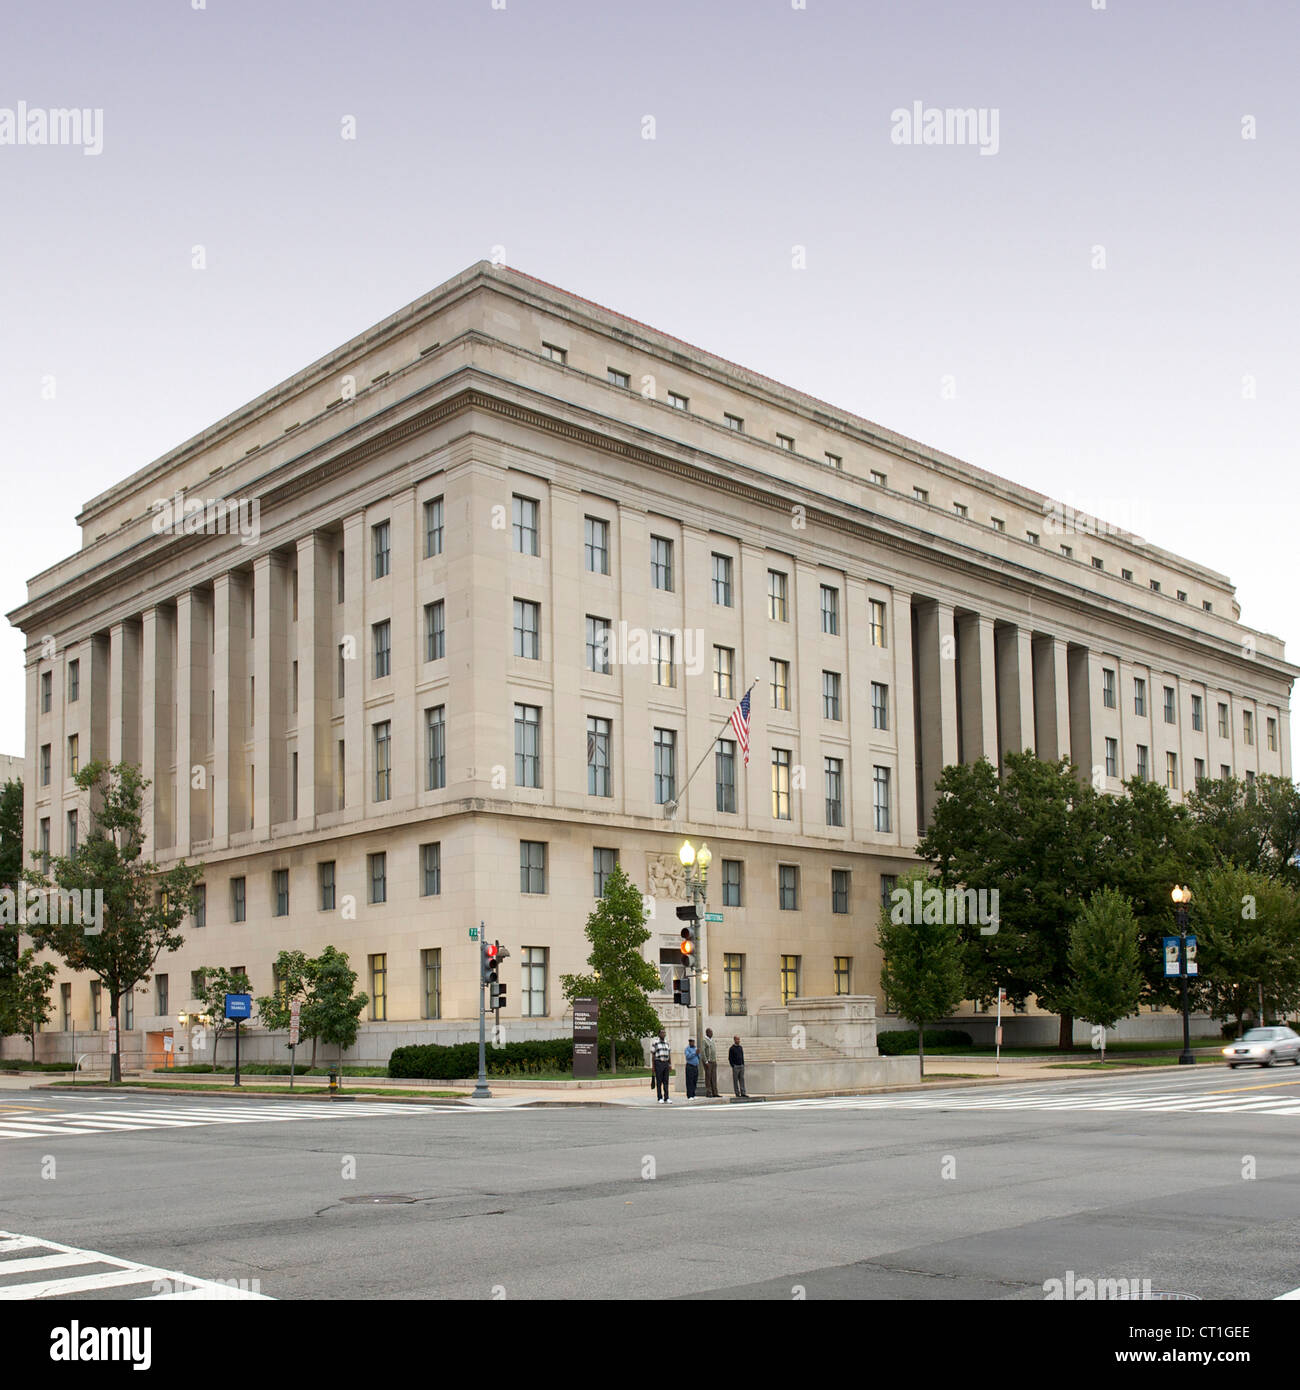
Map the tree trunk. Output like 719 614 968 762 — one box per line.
1057 1009 1073 1051
30 1025 36 1064
310 1036 318 1070
609 1037 616 1076
109 992 121 1083
918 1019 925 1078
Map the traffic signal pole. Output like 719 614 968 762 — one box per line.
473 922 491 1100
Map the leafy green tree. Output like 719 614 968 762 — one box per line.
0 948 58 1062
1187 775 1300 886
194 966 253 1064
1190 867 1300 1037
301 945 368 1068
877 867 967 1075
560 862 662 1073
255 949 314 1062
0 778 22 992
24 762 203 1082
1061 889 1144 1061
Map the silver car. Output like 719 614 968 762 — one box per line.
1223 1027 1300 1068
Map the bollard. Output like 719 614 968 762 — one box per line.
328 1068 339 1095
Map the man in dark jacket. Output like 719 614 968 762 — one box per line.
728 1036 748 1098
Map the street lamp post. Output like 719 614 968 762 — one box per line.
678 839 711 1062
1171 885 1195 1066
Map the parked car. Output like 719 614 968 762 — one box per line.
1222 1027 1300 1068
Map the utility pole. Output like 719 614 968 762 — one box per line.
473 922 491 1099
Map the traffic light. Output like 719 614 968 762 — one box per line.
673 977 682 1006
490 981 507 1011
679 925 695 959
672 975 691 1007
482 939 499 985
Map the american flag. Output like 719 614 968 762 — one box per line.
729 689 752 765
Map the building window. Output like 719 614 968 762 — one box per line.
1243 711 1254 746
319 861 336 911
776 433 795 451
724 954 745 1014
872 682 889 731
593 847 618 898
586 616 611 674
1092 556 1104 570
723 413 743 431
1166 752 1178 790
913 486 929 503
587 716 612 797
1191 694 1203 732
711 553 733 607
1103 669 1116 709
369 954 387 1021
193 883 206 928
608 367 630 389
188 972 204 1007
820 585 839 634
425 601 445 662
90 981 101 1030
372 520 390 578
832 871 850 916
1268 717 1278 752
825 452 842 469
273 869 289 917
870 600 887 647
1060 545 1073 559
373 720 392 801
779 865 800 911
1246 770 1256 791
67 659 79 702
880 874 898 914
1133 678 1146 717
825 758 844 827
1105 738 1118 778
771 748 791 820
40 744 50 786
834 955 851 993
653 728 676 805
650 535 673 591
512 495 540 556
338 643 347 699
514 599 541 659
231 876 246 923
1194 758 1205 783
822 670 841 721
721 860 742 907
1122 568 1133 581
426 705 446 790
38 818 49 870
713 646 735 700
424 496 444 557
1163 686 1176 724
668 391 688 410
1027 531 1040 546
521 946 548 1016
336 740 345 808
652 630 676 687
715 739 737 813
542 342 566 364
1150 579 1161 593
1177 590 1187 602
337 549 345 603
953 502 968 518
422 949 442 1019
1221 763 1231 781
781 954 801 1002
991 517 1005 533
368 852 387 904
67 734 79 776
40 670 51 712
768 569 788 621
771 659 790 711
1136 745 1149 782
1204 600 1213 612
584 516 610 574
152 975 166 1019
373 621 391 678
870 470 887 487
519 841 546 894
421 842 441 897
515 704 542 787
873 766 891 833
1218 702 1229 738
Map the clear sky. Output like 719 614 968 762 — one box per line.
2 0 1296 755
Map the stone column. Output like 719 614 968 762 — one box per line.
296 533 334 820
252 552 290 833
341 512 366 816
1033 636 1071 763
957 612 998 765
108 620 141 768
890 590 919 841
996 623 1035 766
140 605 176 852
914 599 959 827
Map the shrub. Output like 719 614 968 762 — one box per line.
388 1038 645 1079
0 1060 76 1072
876 1028 973 1056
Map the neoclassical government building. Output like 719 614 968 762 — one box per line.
8 262 1294 1062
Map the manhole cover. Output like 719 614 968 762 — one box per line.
340 1195 417 1205
1116 1290 1201 1301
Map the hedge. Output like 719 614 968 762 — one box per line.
389 1038 646 1079
876 1028 974 1055
0 1060 76 1072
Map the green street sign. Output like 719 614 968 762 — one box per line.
705 913 723 923
468 927 479 940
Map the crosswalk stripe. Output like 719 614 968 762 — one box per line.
0 1269 176 1300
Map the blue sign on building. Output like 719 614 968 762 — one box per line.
224 992 253 1020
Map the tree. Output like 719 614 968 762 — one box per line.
24 762 203 1082
560 862 662 1074
1187 775 1300 886
0 948 59 1062
301 946 368 1067
0 778 22 994
877 867 967 1076
255 949 314 1064
194 966 253 1064
1190 867 1300 1037
1061 889 1144 1062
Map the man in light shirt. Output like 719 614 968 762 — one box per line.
650 1029 672 1103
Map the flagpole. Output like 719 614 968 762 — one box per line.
664 678 759 821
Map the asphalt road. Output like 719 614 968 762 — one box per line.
1 1066 1299 1301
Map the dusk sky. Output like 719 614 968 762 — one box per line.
2 0 1296 755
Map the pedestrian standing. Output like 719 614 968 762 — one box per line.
651 1029 672 1103
684 1039 700 1099
701 1028 719 1097
729 1035 748 1098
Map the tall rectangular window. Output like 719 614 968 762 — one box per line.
834 955 851 992
770 659 790 711
1166 752 1178 790
422 948 442 1019
337 644 347 698
1104 669 1117 709
832 870 850 915
593 847 618 898
1194 758 1205 782
193 883 206 928
369 852 387 903
1164 686 1176 724
40 744 50 786
587 716 612 797
372 520 390 578
1243 710 1254 746
40 670 51 713
825 757 844 827
67 659 80 702
520 841 546 894
768 569 788 621
713 646 735 700
369 955 387 1021
1268 717 1278 751
721 860 742 907
425 601 445 662
337 549 345 603
715 739 737 813
822 670 841 721
869 600 887 647
424 496 444 557
584 516 610 574
873 766 891 833
820 585 839 635
522 946 548 1017
373 721 392 801
1191 694 1203 731
772 749 791 820
652 631 676 687
512 495 540 555
426 705 446 790
711 553 733 607
421 842 441 896
91 981 101 1030
1136 745 1149 781
67 735 79 776
872 682 889 730
650 535 673 591
273 869 289 917
654 728 676 805
514 705 542 787
38 818 49 870
1218 703 1229 738
336 740 345 809
724 954 745 1014
1105 738 1118 777
514 599 540 659
319 861 336 911
373 620 391 678
231 876 246 923
778 867 799 911
586 616 611 674
154 976 167 1018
